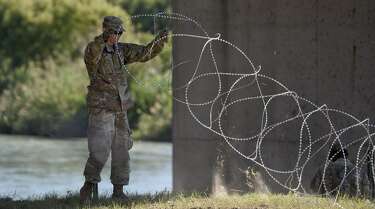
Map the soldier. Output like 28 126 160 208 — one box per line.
79 16 168 203
310 143 370 198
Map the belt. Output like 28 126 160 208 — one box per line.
87 84 118 96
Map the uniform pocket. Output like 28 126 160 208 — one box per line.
123 112 133 150
87 91 106 108
89 110 114 130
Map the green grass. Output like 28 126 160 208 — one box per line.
0 191 374 209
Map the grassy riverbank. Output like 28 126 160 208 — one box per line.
1 192 374 209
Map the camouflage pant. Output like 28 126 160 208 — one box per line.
83 108 133 185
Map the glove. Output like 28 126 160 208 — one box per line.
156 29 169 44
102 31 111 42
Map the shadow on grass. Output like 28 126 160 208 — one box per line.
0 191 207 209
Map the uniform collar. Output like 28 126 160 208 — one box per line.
105 43 115 53
95 33 116 53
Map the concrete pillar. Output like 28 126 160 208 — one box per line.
172 0 375 193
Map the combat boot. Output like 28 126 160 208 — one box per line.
79 181 98 204
112 184 129 203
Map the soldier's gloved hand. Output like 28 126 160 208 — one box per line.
156 29 169 44
102 31 111 43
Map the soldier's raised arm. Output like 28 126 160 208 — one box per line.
84 34 106 78
122 30 168 64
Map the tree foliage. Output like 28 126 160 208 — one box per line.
0 0 130 67
0 0 172 140
115 0 171 33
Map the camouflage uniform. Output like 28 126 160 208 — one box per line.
311 155 370 198
82 16 167 186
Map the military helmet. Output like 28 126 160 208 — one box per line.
102 16 125 33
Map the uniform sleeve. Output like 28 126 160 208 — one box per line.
84 35 105 78
122 35 166 64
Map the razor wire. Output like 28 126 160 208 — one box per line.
126 12 375 207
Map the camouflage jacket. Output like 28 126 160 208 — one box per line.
310 158 370 197
84 33 166 112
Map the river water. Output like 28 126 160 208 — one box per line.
0 134 172 200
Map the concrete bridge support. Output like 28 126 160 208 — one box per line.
172 0 375 194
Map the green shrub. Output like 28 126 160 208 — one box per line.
0 0 130 67
0 0 173 140
115 0 171 33
0 58 88 136
127 37 172 140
